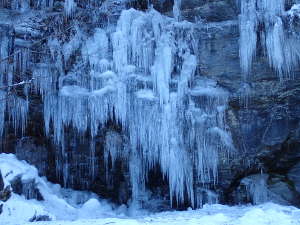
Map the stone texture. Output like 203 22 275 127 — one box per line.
182 0 237 22
10 176 43 201
0 186 11 202
0 170 3 192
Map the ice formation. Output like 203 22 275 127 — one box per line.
0 25 29 137
0 0 54 10
241 174 270 205
64 0 76 17
239 0 300 79
173 0 182 21
0 1 234 208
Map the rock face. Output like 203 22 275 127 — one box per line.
0 170 11 203
0 170 3 192
0 0 300 209
181 0 238 22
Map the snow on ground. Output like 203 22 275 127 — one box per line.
18 203 300 225
1 153 300 225
0 154 121 224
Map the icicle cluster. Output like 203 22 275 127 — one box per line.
0 2 235 208
64 0 77 17
239 0 300 79
38 8 234 207
0 25 29 137
0 0 54 10
173 0 182 21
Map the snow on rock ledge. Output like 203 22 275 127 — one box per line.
0 154 120 223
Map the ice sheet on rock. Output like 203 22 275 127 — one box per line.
82 28 108 70
135 89 156 101
63 28 84 64
59 85 89 97
190 80 228 98
241 174 269 205
91 70 117 90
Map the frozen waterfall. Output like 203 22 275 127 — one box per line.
0 1 235 208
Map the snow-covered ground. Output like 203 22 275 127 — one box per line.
15 203 300 225
1 153 300 225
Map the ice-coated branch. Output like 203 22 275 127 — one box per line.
0 79 34 90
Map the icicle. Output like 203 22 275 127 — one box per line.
64 0 76 17
112 9 163 73
59 86 89 133
239 0 300 78
265 17 285 76
0 91 6 137
160 94 194 207
177 53 197 101
188 79 232 188
0 27 10 80
7 96 29 135
152 35 172 106
32 64 55 97
37 0 54 9
89 85 116 137
89 139 96 181
44 86 89 145
239 0 257 77
11 0 30 11
173 0 182 21
104 131 123 171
